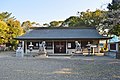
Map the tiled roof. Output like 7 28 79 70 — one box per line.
16 27 110 40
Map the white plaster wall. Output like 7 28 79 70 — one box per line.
67 49 76 54
46 49 54 54
27 49 54 54
27 49 39 53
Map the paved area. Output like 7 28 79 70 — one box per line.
0 51 120 80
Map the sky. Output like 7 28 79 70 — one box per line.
0 0 112 24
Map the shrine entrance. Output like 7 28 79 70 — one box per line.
54 41 66 53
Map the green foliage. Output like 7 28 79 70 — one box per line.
109 24 120 36
49 21 63 27
0 12 15 21
21 21 39 32
6 19 24 45
43 23 49 27
61 16 80 27
0 20 9 44
78 9 106 28
21 21 32 32
0 12 24 49
106 0 120 36
107 0 120 10
61 9 106 30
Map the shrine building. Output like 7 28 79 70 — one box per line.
15 27 110 55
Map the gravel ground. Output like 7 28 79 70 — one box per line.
0 51 120 80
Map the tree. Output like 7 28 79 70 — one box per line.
32 22 41 27
106 0 120 36
0 12 15 21
49 21 63 27
43 23 49 27
61 9 106 30
21 21 32 32
61 16 80 27
6 19 24 49
21 21 40 32
59 9 110 35
110 25 120 36
76 9 107 30
0 20 9 44
0 12 24 49
107 0 120 10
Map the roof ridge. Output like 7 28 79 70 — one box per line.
30 27 96 29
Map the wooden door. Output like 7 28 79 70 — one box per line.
54 41 66 53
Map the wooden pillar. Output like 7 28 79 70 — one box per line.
53 41 54 54
66 40 67 54
116 43 119 52
98 40 100 53
22 41 24 53
108 43 110 51
24 41 27 54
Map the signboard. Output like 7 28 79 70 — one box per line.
68 43 71 48
91 45 97 47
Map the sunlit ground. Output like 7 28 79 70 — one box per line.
0 52 120 80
